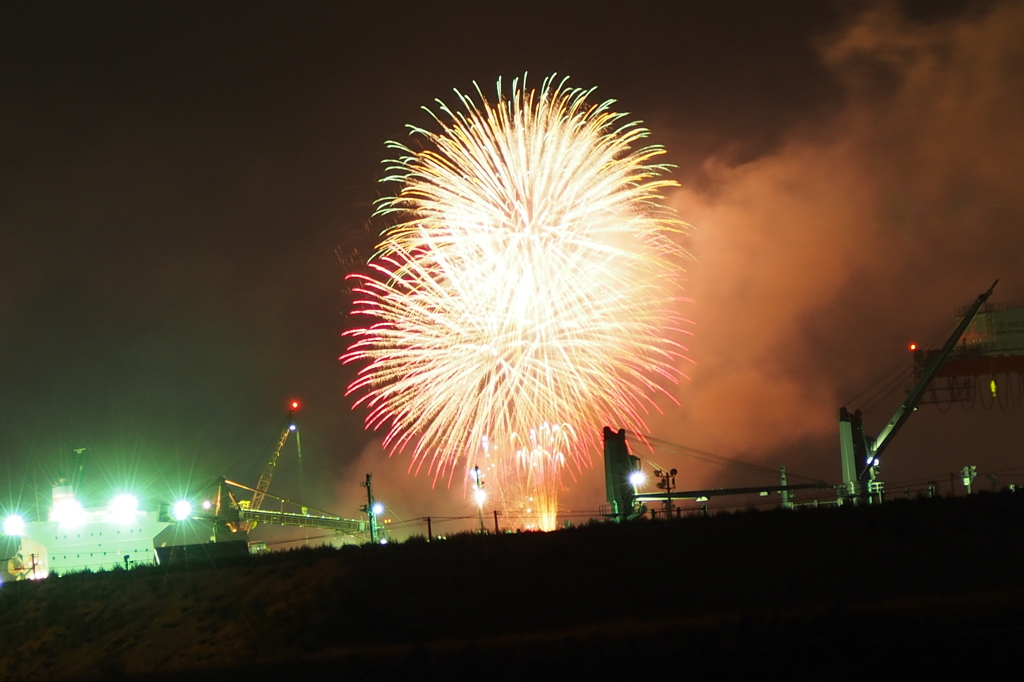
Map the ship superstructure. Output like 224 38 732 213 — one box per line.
2 446 172 579
5 484 171 579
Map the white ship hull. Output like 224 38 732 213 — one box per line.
14 510 171 578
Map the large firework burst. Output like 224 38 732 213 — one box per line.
344 74 690 527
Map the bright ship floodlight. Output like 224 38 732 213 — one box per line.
2 515 25 536
473 488 487 506
108 494 139 523
51 498 86 527
171 500 192 521
628 471 646 488
371 502 385 516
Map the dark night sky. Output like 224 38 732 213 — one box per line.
1 1 1021 529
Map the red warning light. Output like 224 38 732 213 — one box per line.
290 400 300 411
909 343 917 351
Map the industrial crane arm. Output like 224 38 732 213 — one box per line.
248 402 299 514
839 281 998 497
866 279 997 470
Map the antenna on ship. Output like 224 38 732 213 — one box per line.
54 446 88 503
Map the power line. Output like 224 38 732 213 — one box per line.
625 432 827 484
846 315 958 411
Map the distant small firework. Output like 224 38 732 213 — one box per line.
502 422 575 531
344 74 691 529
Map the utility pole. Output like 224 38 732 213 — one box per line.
296 427 307 547
471 465 486 533
780 466 793 510
493 510 501 534
360 473 378 544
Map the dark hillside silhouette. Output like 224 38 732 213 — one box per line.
2 492 1024 679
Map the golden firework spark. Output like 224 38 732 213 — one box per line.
344 74 691 528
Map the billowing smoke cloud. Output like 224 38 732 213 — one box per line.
656 2 1024 485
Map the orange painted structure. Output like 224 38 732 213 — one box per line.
915 300 1024 406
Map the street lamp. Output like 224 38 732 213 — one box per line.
654 468 677 518
628 470 646 490
961 465 978 494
